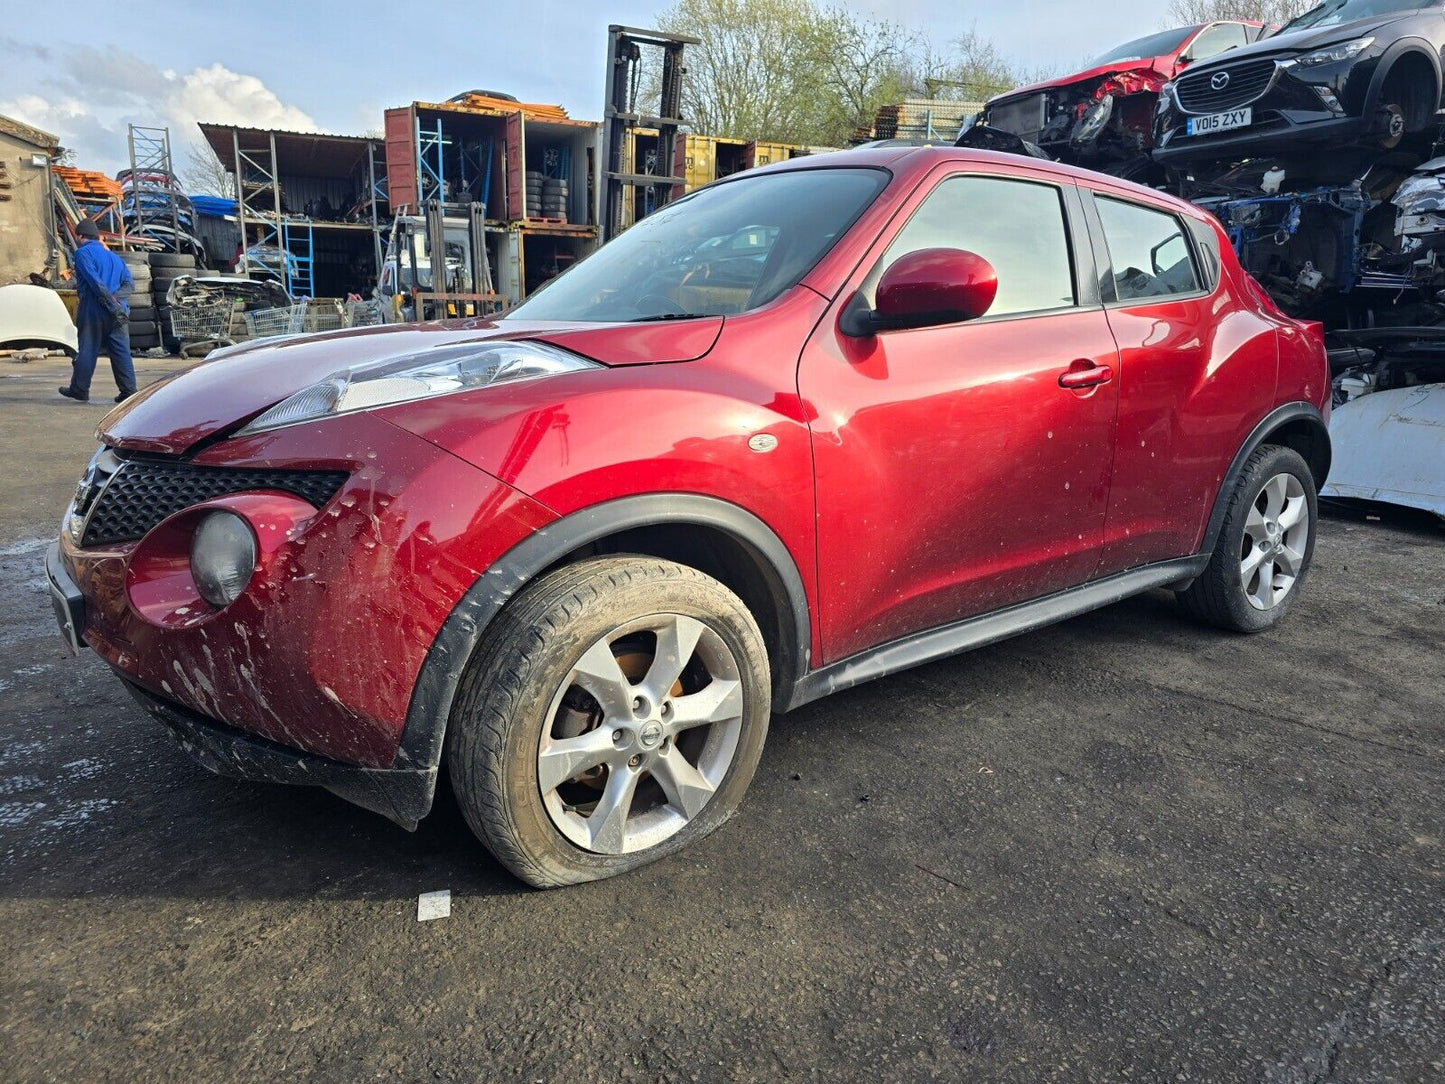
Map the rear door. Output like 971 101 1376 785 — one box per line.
1081 187 1278 573
799 166 1121 663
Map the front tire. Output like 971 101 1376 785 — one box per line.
447 556 771 887
1177 444 1318 633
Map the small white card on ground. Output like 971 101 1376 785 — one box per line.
417 889 451 921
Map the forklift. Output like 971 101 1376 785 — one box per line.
376 200 506 321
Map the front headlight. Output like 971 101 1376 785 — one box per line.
236 340 601 436
1283 37 1374 69
1072 94 1114 146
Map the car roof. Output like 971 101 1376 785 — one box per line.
738 145 1206 218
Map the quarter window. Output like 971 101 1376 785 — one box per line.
875 175 1076 318
1095 197 1201 301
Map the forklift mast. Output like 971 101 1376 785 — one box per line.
600 25 699 244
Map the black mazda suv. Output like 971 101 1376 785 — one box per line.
1154 0 1445 165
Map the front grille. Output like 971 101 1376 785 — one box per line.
82 459 348 547
1176 59 1278 114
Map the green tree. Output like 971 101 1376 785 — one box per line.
655 0 1034 146
658 0 834 144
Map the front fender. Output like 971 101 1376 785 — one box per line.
1363 39 1442 116
396 493 813 776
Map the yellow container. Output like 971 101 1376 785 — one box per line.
748 141 796 169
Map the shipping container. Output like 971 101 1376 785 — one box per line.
670 134 748 199
385 100 599 229
744 141 799 169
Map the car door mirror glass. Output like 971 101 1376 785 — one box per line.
845 248 998 336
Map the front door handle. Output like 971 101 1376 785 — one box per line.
1059 361 1114 389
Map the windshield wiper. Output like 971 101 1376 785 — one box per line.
629 312 712 321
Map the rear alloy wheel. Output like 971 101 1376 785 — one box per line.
1177 444 1317 632
448 556 770 887
1239 472 1310 611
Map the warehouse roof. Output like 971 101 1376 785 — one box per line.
198 123 379 179
0 113 60 151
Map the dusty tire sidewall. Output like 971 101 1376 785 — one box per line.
453 559 771 886
1219 445 1318 631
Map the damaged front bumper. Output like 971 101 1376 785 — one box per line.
126 681 436 829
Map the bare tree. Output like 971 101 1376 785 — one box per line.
810 9 917 142
181 140 233 197
1166 0 1316 27
912 27 1026 103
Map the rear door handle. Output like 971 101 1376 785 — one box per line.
1058 361 1114 389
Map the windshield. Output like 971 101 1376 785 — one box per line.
1088 27 1195 66
1282 0 1422 31
506 167 888 322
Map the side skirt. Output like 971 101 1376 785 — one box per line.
781 554 1208 711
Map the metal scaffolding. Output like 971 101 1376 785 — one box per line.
125 124 180 246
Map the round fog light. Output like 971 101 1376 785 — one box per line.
190 511 257 608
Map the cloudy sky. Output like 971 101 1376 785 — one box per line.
2 0 1164 176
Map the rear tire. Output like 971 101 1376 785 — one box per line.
447 556 771 888
1177 444 1317 632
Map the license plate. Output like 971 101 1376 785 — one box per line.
1187 108 1251 136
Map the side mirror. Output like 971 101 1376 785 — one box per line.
841 248 998 336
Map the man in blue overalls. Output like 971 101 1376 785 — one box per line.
60 219 138 404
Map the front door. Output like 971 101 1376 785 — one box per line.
800 171 1120 663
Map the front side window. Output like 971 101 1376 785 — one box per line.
871 175 1077 318
1095 197 1201 301
506 168 888 322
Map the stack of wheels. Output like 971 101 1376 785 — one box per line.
525 170 544 219
541 178 568 222
148 252 197 354
120 252 160 352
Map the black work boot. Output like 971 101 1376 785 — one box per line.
58 386 90 403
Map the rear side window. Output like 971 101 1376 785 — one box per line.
1095 197 1201 302
1188 22 1248 62
875 175 1076 317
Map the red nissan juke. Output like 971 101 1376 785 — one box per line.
48 147 1330 886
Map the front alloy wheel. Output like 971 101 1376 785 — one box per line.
448 556 770 887
538 614 745 854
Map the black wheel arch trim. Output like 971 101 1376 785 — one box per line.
393 492 813 779
1199 400 1330 558
1368 39 1442 119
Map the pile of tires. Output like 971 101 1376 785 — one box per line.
120 252 159 352
541 178 568 222
525 170 544 219
147 252 198 354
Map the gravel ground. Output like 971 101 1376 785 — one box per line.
2 352 1442 1082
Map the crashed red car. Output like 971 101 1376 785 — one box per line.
980 21 1265 175
48 148 1330 887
